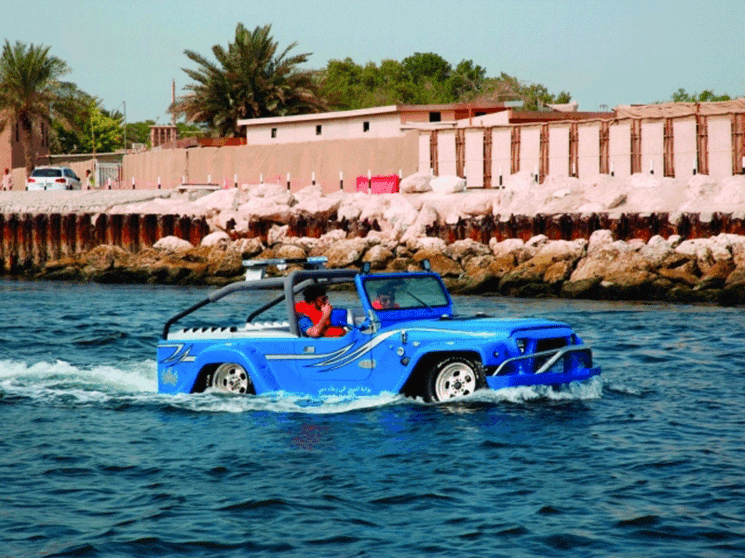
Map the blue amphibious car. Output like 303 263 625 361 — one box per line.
157 258 601 402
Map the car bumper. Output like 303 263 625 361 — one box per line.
485 365 601 390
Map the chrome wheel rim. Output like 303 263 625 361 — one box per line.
212 363 250 394
434 362 477 400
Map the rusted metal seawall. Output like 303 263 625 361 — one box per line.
1 213 210 272
2 211 745 273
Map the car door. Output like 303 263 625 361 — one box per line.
289 329 376 386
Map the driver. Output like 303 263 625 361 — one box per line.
295 284 346 338
372 286 400 309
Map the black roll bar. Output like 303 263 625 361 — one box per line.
161 269 359 339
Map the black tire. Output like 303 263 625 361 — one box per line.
209 362 255 395
423 356 486 402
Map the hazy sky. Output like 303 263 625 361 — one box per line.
3 0 742 123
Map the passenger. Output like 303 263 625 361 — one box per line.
372 286 400 310
295 284 346 338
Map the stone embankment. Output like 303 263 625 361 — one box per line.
4 172 745 305
29 227 745 306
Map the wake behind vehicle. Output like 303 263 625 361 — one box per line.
157 258 601 402
26 166 82 191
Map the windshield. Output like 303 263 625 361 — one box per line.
32 168 63 178
363 275 449 310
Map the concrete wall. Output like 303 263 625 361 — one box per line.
122 132 419 193
673 117 697 177
420 111 745 185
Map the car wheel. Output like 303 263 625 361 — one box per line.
210 362 254 394
424 356 485 402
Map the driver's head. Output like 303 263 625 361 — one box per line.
376 286 396 308
303 284 328 309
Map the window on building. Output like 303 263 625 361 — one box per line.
15 123 19 142
363 121 370 132
271 128 277 138
429 112 441 122
316 125 322 136
475 112 486 117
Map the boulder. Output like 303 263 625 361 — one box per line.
275 244 307 260
291 196 341 220
363 245 395 270
447 239 492 263
399 171 433 194
153 236 193 251
490 238 526 262
201 231 230 248
413 249 463 277
698 259 736 289
430 175 466 194
325 238 367 268
267 224 289 246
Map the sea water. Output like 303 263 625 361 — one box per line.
1 279 744 557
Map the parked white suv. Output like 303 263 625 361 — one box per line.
26 167 82 191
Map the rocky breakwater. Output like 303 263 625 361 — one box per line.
15 171 745 305
35 224 745 306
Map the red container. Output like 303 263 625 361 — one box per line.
356 176 369 193
371 175 400 194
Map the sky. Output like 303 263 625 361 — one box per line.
2 0 742 123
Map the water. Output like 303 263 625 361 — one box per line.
2 279 744 557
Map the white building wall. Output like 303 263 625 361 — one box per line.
673 117 697 178
577 123 600 177
519 126 541 177
437 130 457 176
708 115 733 178
244 113 403 145
464 129 484 187
418 133 431 174
609 122 631 178
491 128 511 186
548 124 570 177
641 120 664 175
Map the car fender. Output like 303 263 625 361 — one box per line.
192 345 280 393
406 340 488 368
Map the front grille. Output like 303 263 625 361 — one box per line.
534 338 569 370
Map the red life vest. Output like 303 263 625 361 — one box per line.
295 301 346 337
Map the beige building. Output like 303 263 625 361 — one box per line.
0 114 51 189
122 99 745 192
237 103 512 145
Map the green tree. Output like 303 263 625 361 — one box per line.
317 55 569 111
172 23 326 137
671 88 732 103
49 96 125 154
0 39 86 172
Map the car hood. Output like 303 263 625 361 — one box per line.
380 317 572 338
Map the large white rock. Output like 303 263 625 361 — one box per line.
267 224 289 246
291 196 341 219
153 235 193 251
237 200 293 223
430 175 466 194
201 231 230 248
383 196 419 234
399 171 433 194
490 238 525 259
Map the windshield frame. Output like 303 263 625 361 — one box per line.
358 272 453 320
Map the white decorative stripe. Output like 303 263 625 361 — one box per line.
264 327 494 370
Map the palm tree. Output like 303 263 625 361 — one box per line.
172 24 326 137
0 40 84 174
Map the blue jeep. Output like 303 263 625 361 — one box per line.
157 258 601 402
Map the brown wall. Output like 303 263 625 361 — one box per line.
122 132 419 192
